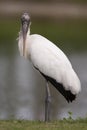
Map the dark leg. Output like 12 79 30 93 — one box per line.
45 81 51 121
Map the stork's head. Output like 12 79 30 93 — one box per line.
21 13 30 56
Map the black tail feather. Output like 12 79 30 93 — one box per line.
41 73 76 103
34 66 76 103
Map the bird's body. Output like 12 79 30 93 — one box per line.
18 32 81 101
18 13 81 121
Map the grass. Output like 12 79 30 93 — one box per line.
0 118 87 130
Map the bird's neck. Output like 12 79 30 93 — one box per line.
19 27 30 37
27 28 30 36
18 28 30 58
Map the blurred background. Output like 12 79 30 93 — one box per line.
0 0 87 120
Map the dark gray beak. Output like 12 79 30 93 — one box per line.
21 13 30 56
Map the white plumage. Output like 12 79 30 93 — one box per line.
18 31 81 94
18 13 81 120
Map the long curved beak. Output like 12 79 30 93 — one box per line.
22 22 29 56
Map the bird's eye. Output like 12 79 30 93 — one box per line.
21 15 30 23
21 13 30 26
21 16 25 23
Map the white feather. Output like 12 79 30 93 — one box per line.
18 32 81 95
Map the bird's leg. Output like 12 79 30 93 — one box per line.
45 81 51 122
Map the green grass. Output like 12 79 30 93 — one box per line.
0 119 87 130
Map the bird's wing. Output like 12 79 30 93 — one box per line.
29 34 81 95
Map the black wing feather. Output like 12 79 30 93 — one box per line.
34 67 76 103
41 73 76 102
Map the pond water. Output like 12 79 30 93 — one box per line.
0 49 87 120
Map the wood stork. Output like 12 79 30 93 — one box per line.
18 13 81 121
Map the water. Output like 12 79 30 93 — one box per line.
0 50 87 120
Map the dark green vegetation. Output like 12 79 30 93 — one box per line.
0 19 87 55
32 20 87 53
0 118 87 130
